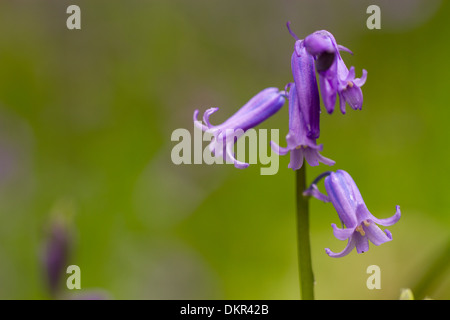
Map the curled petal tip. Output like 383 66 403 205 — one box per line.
324 247 353 258
385 229 393 240
206 107 220 114
354 69 368 87
338 45 353 55
369 205 401 227
193 109 209 131
225 142 249 169
203 107 219 127
193 109 199 121
270 141 290 156
394 205 401 219
235 162 250 169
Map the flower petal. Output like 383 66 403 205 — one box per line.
203 88 285 134
193 109 210 131
325 236 356 258
230 87 281 119
288 148 304 171
226 92 285 132
345 66 356 82
303 147 335 167
303 147 320 167
291 45 321 139
366 205 401 227
324 172 359 228
312 149 335 166
338 91 346 114
336 170 366 207
225 141 249 169
303 185 330 202
208 137 224 158
363 222 393 246
341 84 363 110
354 232 369 254
318 68 338 114
338 45 353 55
203 107 219 127
304 31 335 56
331 223 355 240
353 69 368 87
270 141 291 156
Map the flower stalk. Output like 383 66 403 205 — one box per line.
295 165 314 300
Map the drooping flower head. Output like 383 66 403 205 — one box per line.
271 82 334 170
287 23 321 140
303 30 368 114
194 87 286 169
271 24 335 170
304 170 401 258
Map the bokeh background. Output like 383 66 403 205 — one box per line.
0 0 448 300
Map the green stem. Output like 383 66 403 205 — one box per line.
295 165 315 300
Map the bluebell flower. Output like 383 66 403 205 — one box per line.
194 87 286 169
290 34 321 139
304 30 367 114
271 24 335 170
304 170 401 257
271 82 334 170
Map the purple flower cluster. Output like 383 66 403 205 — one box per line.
272 23 367 169
192 22 401 258
194 22 367 170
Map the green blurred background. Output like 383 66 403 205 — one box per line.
0 0 448 299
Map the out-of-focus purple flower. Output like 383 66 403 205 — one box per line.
304 170 401 258
42 218 71 295
303 30 367 114
194 87 286 169
271 82 334 170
